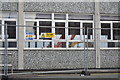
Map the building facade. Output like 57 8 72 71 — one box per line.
0 0 120 70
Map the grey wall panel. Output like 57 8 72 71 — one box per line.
23 50 96 69
0 50 18 69
24 2 95 14
1 2 18 11
1 2 119 15
100 2 119 14
100 49 120 68
0 1 2 11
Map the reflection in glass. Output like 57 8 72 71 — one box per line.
39 21 52 40
54 14 66 20
101 42 120 48
83 23 93 39
25 41 52 48
68 22 80 40
101 23 111 40
113 23 120 40
5 21 16 39
54 42 66 48
55 22 65 39
26 21 37 39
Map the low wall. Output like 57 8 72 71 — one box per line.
23 50 96 69
0 49 119 69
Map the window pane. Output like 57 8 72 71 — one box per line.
25 13 52 19
68 22 80 40
1 41 17 48
69 42 84 48
26 21 37 39
8 42 17 48
25 41 52 48
101 42 120 48
55 22 65 39
54 42 66 48
0 20 1 39
5 21 16 39
54 14 66 20
101 23 111 40
36 13 51 19
101 16 120 21
83 23 93 39
69 14 93 20
39 21 52 40
37 42 52 48
113 23 120 40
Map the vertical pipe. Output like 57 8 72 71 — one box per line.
86 27 89 71
83 27 86 71
4 23 8 76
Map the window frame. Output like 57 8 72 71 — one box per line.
100 21 120 49
24 13 94 49
0 18 17 49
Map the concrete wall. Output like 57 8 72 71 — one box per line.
0 49 119 69
24 2 95 14
100 49 120 68
23 50 96 69
100 2 119 14
0 2 119 15
0 50 18 69
0 2 18 11
23 49 119 69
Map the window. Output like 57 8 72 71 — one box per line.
100 21 120 48
68 22 80 40
101 23 111 40
55 22 65 39
83 23 93 39
0 20 17 48
25 13 94 49
113 23 120 40
39 21 52 40
26 21 37 39
5 21 16 39
54 14 66 20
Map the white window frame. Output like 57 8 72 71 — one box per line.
24 13 94 50
0 18 17 50
100 21 120 49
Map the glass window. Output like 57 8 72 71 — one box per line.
101 23 111 40
83 23 93 39
101 16 120 21
55 22 65 39
113 23 120 40
25 13 52 19
39 21 52 40
54 14 66 20
108 42 120 48
69 14 93 20
8 42 17 48
25 41 52 48
26 21 37 39
36 13 51 19
54 42 66 48
5 21 16 39
68 22 80 40
1 42 17 48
